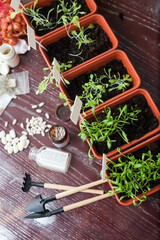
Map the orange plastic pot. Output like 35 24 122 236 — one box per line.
79 88 160 160
107 134 160 206
39 14 118 72
60 50 141 116
22 0 97 41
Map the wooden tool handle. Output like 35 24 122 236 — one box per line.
63 192 114 212
56 179 108 199
44 183 104 195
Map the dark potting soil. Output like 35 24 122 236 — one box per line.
108 139 160 200
66 60 133 110
47 24 112 68
91 94 159 155
27 0 90 36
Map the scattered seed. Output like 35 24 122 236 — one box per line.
22 131 28 136
45 128 50 132
36 89 40 95
20 123 24 128
26 118 29 123
6 134 12 142
1 136 7 145
9 129 16 139
39 102 44 107
45 113 50 119
4 121 8 128
12 119 17 125
36 109 42 113
12 95 17 99
32 105 37 109
0 130 6 138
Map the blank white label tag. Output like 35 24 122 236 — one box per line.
102 154 106 180
53 58 61 84
10 0 20 12
27 25 36 50
70 96 82 125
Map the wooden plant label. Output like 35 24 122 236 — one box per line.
70 96 82 125
27 25 37 50
53 58 61 84
102 154 106 180
10 0 20 12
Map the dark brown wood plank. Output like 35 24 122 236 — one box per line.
0 1 159 240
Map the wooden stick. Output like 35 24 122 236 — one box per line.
44 183 104 195
55 179 108 199
63 192 114 212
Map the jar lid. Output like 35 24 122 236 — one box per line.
49 125 67 144
0 44 14 60
56 105 70 122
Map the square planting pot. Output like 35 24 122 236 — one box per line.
60 50 141 116
107 134 160 206
22 0 97 41
79 88 160 160
39 14 118 72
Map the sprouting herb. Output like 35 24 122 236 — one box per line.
70 16 95 49
79 105 141 157
78 68 133 111
23 0 86 32
79 73 109 110
57 0 86 26
105 150 160 205
108 71 133 92
38 61 72 93
24 0 56 31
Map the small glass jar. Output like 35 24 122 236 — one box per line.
0 43 20 68
49 125 70 148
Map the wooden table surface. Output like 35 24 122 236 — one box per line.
0 0 159 239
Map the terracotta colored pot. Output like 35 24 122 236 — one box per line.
79 88 160 160
22 0 97 41
60 50 141 116
39 14 118 72
107 134 160 206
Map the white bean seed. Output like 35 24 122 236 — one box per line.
0 130 6 138
36 109 42 113
20 123 24 128
8 146 13 154
39 102 44 107
4 122 8 128
9 129 16 139
13 145 19 154
45 113 50 119
22 131 27 136
18 142 24 151
1 136 7 145
12 119 17 125
36 90 40 95
32 105 37 109
6 134 12 142
26 118 29 123
24 139 30 149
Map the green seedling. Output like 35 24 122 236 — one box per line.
105 150 160 205
79 73 109 110
38 61 72 93
79 105 141 158
57 0 86 26
71 16 95 49
78 68 133 111
22 0 86 32
24 0 56 31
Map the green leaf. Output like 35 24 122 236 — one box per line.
59 92 68 100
